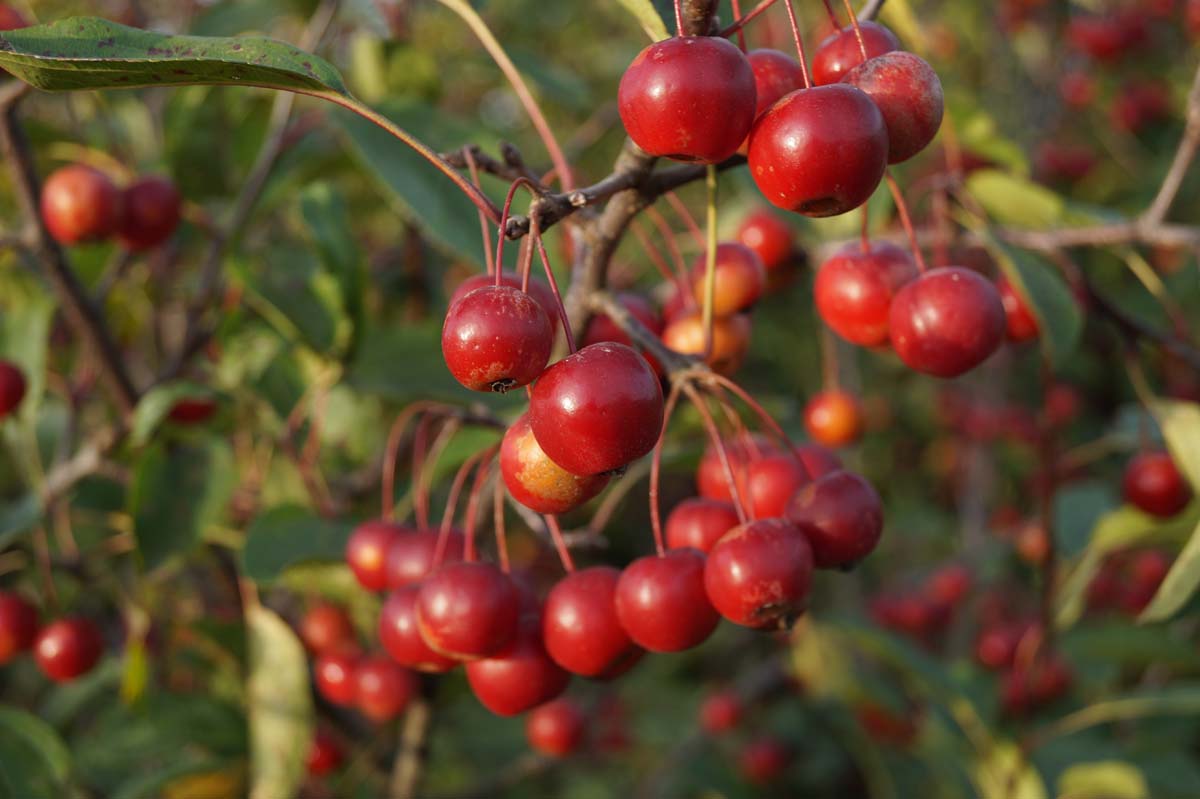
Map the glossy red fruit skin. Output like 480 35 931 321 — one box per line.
449 272 560 334
996 276 1039 343
543 567 642 677
618 36 757 164
529 342 664 476
699 690 743 734
738 737 791 785
442 285 552 393
1123 452 1192 518
354 655 417 722
501 413 610 515
0 592 38 663
804 391 864 448
306 729 343 777
745 455 809 519
300 602 356 656
384 529 464 589
812 21 900 86
748 85 888 218
167 397 217 425
697 434 777 503
615 549 719 653
0 4 29 30
747 49 806 120
526 698 586 757
888 267 1006 378
583 293 662 349
843 52 943 164
416 561 519 659
704 519 813 629
666 498 740 553
40 165 123 245
379 585 457 672
0 360 27 418
816 241 918 347
34 618 103 682
117 176 182 251
737 209 794 271
785 470 883 569
690 242 766 316
314 648 361 706
661 312 752 376
346 520 406 592
465 615 570 716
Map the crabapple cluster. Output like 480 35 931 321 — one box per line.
0 592 104 683
40 164 182 251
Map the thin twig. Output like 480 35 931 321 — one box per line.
1140 62 1200 227
390 676 439 799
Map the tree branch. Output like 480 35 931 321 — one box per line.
390 675 438 799
0 94 139 417
1141 62 1200 228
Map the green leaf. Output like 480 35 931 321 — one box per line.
129 440 236 571
0 17 348 97
1058 762 1149 799
0 493 43 550
300 183 365 358
965 170 1064 229
0 290 55 421
129 381 215 447
1138 517 1200 623
1149 399 1200 493
615 0 670 41
974 742 1047 799
0 708 71 799
246 605 312 799
333 100 487 264
110 755 227 799
980 236 1082 369
241 505 355 582
1038 685 1200 741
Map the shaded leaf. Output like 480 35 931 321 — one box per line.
130 440 236 571
241 505 355 581
300 183 364 358
129 381 215 447
1138 517 1200 623
1149 399 1200 493
0 17 348 96
0 708 71 798
0 493 43 550
246 606 312 799
981 236 1082 369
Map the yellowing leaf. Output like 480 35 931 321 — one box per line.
246 606 312 799
966 170 1065 229
974 743 1047 799
1058 761 1149 799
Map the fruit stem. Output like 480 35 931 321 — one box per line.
860 203 871 252
464 453 497 545
719 0 783 38
436 445 496 564
416 417 464 533
632 221 697 312
462 146 496 276
884 171 929 274
544 514 577 572
702 164 719 360
821 0 840 27
646 208 698 312
680 381 750 522
730 0 748 52
840 0 869 62
782 0 812 89
411 413 437 530
704 373 813 481
381 402 449 521
493 478 511 573
532 216 578 353
650 380 685 557
494 177 539 284
674 0 685 36
820 324 841 391
665 192 706 249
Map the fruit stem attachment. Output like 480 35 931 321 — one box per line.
531 215 578 354
730 0 748 51
462 146 495 276
650 380 685 557
884 171 929 274
702 164 719 359
840 0 869 62
544 514 577 572
720 0 783 38
494 177 539 284
680 381 749 522
782 0 812 89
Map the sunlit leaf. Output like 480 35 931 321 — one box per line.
246 606 312 799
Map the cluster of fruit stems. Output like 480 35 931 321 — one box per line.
1 0 1199 789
